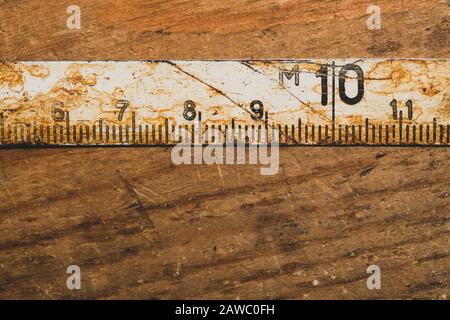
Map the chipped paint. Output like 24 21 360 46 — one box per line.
0 59 448 146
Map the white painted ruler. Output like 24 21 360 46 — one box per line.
0 59 448 146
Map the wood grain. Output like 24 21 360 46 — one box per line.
0 0 448 60
0 0 449 299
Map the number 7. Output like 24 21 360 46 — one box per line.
116 100 129 121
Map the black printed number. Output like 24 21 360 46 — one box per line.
338 64 364 105
183 100 197 121
51 102 65 122
317 63 365 106
116 100 130 121
316 65 328 106
250 100 264 120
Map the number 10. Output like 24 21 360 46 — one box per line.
316 63 365 106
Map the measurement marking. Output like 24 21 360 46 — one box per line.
86 125 90 143
371 124 375 143
151 125 155 143
352 125 356 143
46 125 50 144
79 126 84 144
165 119 169 144
0 113 4 144
305 124 309 143
65 112 70 144
447 125 450 144
105 125 110 143
399 114 403 144
358 124 362 143
365 119 369 143
39 124 43 143
132 112 136 143
385 125 388 144
72 125 76 144
345 125 349 144
406 124 410 143
433 118 437 144
419 125 423 143
332 61 336 124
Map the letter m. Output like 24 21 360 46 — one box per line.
279 65 300 86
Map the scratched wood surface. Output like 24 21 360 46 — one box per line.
0 0 449 300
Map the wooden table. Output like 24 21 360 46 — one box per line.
0 0 448 299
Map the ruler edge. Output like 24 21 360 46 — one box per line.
1 58 449 147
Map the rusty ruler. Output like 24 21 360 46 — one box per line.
0 59 448 146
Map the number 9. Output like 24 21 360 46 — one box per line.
250 100 264 120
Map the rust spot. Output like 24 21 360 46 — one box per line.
297 62 321 73
437 94 450 118
113 87 125 97
0 63 24 89
26 65 50 79
390 68 412 86
145 62 159 74
66 71 97 86
420 83 441 97
247 61 275 69
346 115 364 125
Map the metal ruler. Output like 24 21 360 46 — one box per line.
0 59 448 146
